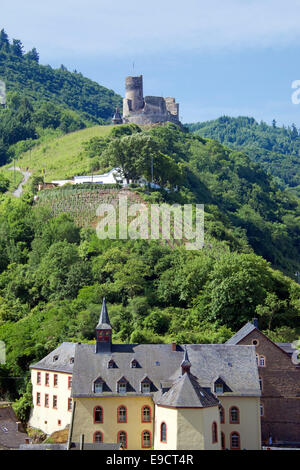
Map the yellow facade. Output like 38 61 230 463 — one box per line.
29 368 73 435
155 405 221 450
219 396 261 450
71 396 154 450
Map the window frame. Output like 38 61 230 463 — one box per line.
117 430 127 449
117 405 127 424
229 406 240 424
93 431 103 443
93 406 104 424
141 405 151 423
230 431 241 450
160 422 167 443
141 430 152 449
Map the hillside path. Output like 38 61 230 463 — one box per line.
8 166 32 197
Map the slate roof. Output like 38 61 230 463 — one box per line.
19 442 122 450
225 322 257 345
156 372 219 408
30 342 76 373
96 298 112 330
0 407 30 449
276 343 294 356
71 343 260 400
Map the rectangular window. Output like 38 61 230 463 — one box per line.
260 404 264 416
118 383 127 394
94 383 103 393
68 376 72 389
36 392 41 406
142 383 150 393
37 372 41 385
53 374 58 387
45 394 49 407
45 373 49 386
53 395 57 409
67 398 72 411
215 384 223 394
259 356 265 367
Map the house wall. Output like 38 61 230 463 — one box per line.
237 329 300 443
219 396 261 450
154 405 178 450
71 396 154 450
29 369 73 435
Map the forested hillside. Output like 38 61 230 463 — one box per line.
187 116 300 195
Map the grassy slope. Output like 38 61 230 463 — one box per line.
0 168 24 192
5 125 114 181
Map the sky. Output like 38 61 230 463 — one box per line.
2 0 300 126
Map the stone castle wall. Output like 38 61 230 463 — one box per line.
122 75 180 125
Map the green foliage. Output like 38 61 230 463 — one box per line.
187 116 300 190
12 380 32 422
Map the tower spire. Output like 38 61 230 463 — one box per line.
181 346 191 374
95 298 112 353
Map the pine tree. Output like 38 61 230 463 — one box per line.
11 39 24 57
0 29 9 51
25 47 39 63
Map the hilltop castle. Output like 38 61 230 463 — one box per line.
112 75 180 126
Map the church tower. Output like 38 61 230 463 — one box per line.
95 298 112 353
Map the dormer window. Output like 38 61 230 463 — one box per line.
141 376 151 394
70 357 74 364
117 377 128 394
53 355 59 362
215 383 223 394
131 359 139 368
108 359 116 369
214 377 231 394
93 377 104 393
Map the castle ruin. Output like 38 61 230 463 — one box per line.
121 75 180 126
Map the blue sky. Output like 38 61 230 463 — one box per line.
2 0 300 125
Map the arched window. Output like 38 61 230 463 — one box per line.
221 432 225 450
259 355 266 367
230 432 240 450
219 406 225 424
93 431 103 443
142 430 151 448
230 406 240 424
117 431 127 449
142 406 151 423
94 406 103 423
212 422 218 443
117 405 127 423
160 422 167 443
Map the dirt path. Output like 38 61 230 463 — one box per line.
8 167 32 197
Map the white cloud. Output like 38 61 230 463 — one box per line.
2 0 300 58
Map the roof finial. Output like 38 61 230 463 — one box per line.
96 298 112 330
181 346 191 374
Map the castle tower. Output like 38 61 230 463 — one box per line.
95 298 112 353
123 75 144 116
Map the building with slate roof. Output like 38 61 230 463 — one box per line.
226 318 300 446
29 299 262 449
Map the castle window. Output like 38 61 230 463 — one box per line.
108 359 116 369
215 383 223 394
45 373 49 386
117 406 127 423
53 395 57 409
212 422 218 443
45 394 49 407
67 398 72 411
117 431 127 449
221 432 226 450
230 432 240 450
142 430 151 448
142 406 151 423
93 431 103 443
219 406 225 424
53 355 59 362
53 374 58 387
37 372 41 385
160 423 167 443
259 355 266 367
117 377 128 394
94 406 103 423
142 383 150 394
131 359 139 368
230 406 240 424
36 392 41 406
68 376 72 389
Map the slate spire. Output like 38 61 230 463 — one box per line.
181 346 191 374
95 298 112 353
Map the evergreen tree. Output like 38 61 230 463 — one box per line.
11 39 24 57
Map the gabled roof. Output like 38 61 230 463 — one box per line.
225 322 257 345
71 343 260 398
96 298 112 330
156 372 219 408
30 342 76 373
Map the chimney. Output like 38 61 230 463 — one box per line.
171 341 177 352
80 434 84 450
252 318 259 329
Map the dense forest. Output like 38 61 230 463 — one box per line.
187 116 300 195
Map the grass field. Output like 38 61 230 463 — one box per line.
6 125 114 181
